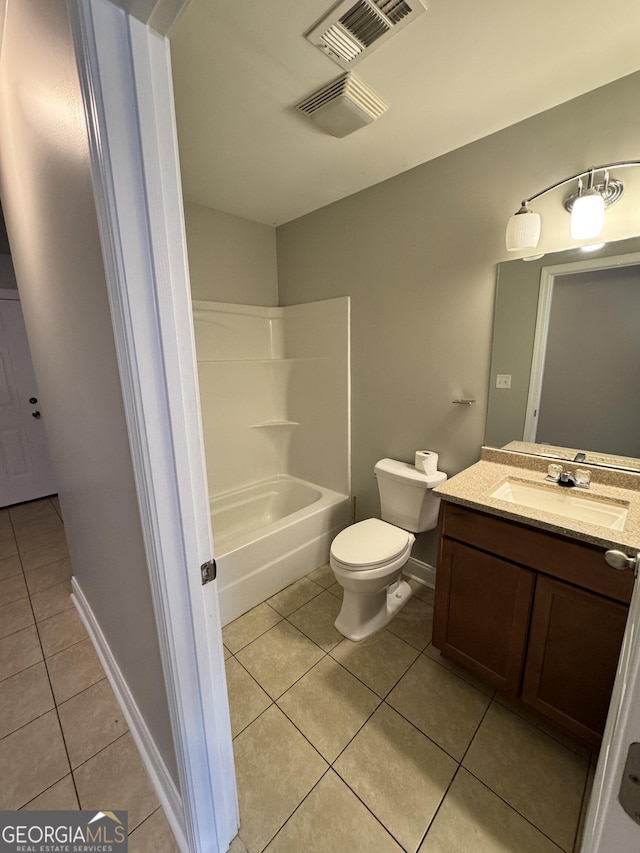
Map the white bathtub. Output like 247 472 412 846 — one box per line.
210 475 351 625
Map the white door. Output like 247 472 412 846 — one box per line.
582 556 640 851
0 294 56 506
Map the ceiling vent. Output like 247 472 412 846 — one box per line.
306 0 428 69
296 73 388 138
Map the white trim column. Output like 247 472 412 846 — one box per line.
66 1 237 850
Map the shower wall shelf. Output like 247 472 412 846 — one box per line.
197 356 332 364
250 420 301 428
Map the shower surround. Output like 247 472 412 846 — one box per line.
193 298 351 624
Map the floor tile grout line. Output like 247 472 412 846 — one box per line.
267 580 326 619
69 727 131 775
7 502 86 811
0 693 58 743
0 606 35 642
256 639 475 851
232 610 331 665
420 642 498 697
126 805 162 838
255 766 332 853
0 587 76 642
276 678 383 768
209 570 584 849
230 700 275 742
321 696 383 766
223 615 285 656
458 693 494 766
457 696 578 838
38 631 90 663
249 578 585 852
23 551 72 578
416 763 462 851
263 764 405 853
461 765 570 851
324 629 422 700
18 578 82 810
15 772 75 811
328 763 411 852
223 575 329 654
56 674 109 712
492 694 593 760
377 699 469 767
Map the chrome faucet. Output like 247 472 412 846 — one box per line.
546 464 591 489
557 471 577 488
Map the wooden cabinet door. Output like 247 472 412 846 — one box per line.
522 575 628 748
433 539 535 695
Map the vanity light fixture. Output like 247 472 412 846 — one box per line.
506 160 640 251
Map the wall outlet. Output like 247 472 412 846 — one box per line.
496 374 512 389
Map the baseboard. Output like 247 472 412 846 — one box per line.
71 578 187 851
404 556 436 589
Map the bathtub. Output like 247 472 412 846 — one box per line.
210 475 352 625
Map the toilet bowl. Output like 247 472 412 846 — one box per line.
330 458 446 641
330 518 415 641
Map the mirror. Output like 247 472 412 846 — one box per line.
486 236 640 471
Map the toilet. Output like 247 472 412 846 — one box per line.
330 458 447 641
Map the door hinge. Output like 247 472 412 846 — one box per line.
201 559 216 585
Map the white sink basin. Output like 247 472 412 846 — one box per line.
490 478 629 531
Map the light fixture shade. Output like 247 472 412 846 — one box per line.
570 190 605 240
506 208 541 251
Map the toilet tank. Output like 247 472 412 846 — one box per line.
374 458 447 533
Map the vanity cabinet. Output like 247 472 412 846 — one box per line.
433 501 633 749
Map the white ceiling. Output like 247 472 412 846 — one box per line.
171 0 640 226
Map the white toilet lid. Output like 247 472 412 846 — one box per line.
331 518 411 569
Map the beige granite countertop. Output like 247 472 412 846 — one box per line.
434 447 640 553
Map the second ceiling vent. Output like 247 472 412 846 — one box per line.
306 0 428 69
297 73 388 138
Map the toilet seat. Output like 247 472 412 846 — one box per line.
330 518 412 570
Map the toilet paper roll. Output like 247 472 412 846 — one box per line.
415 450 438 475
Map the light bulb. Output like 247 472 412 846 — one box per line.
570 190 605 240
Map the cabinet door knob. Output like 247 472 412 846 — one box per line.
605 550 638 572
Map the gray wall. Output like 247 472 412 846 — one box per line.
276 71 640 564
0 0 178 782
184 201 278 305
537 265 640 456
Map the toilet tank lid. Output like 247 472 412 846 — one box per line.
374 458 447 488
332 518 411 567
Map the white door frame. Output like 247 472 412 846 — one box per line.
523 251 640 442
66 1 237 851
583 565 640 851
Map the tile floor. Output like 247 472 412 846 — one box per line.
0 497 180 853
224 565 597 853
1 497 598 853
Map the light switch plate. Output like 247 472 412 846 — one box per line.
496 374 512 389
619 742 640 825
